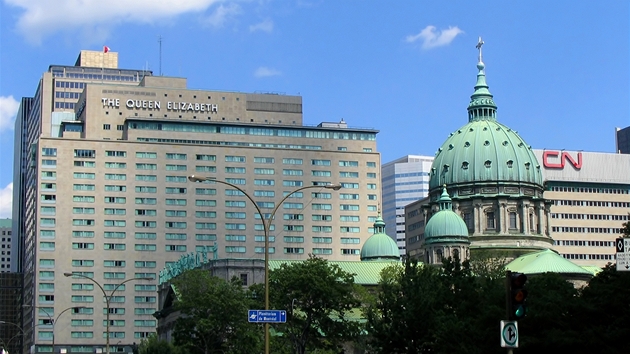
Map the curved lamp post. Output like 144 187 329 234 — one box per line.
24 305 87 353
63 273 152 354
0 321 25 354
187 174 341 354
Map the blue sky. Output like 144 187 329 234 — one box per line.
0 0 628 218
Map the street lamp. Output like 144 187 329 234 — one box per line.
23 305 86 353
187 174 342 354
63 273 152 354
0 321 25 354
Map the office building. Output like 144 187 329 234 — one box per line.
534 149 630 266
0 219 12 273
14 50 380 353
615 126 630 154
381 155 433 256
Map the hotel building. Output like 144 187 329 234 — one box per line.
14 50 380 353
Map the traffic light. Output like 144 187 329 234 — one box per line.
507 271 528 320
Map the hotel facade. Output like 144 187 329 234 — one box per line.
13 51 381 353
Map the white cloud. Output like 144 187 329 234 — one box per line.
249 19 273 33
0 95 19 132
203 2 242 28
0 183 12 219
254 67 281 78
405 25 464 50
4 0 230 44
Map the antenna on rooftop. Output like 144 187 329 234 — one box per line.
158 35 163 76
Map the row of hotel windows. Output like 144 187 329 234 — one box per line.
41 197 376 212
43 147 378 167
551 226 622 234
38 294 155 304
35 307 154 318
549 186 629 194
552 200 630 208
39 283 156 291
550 213 628 221
41 167 379 180
128 122 377 141
36 319 156 328
561 253 615 261
553 240 615 247
39 243 360 255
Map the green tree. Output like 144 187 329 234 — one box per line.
269 255 362 354
621 219 630 238
137 334 182 354
170 269 263 354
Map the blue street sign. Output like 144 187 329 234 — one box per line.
248 310 287 323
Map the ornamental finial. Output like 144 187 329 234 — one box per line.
476 37 484 63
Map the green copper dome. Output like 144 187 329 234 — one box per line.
428 54 543 193
360 214 400 261
424 187 469 243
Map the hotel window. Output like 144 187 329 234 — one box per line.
41 218 56 227
136 152 157 159
225 155 246 163
225 201 246 208
70 259 93 267
105 197 126 204
73 184 95 191
166 164 187 171
166 245 187 252
312 237 332 243
40 242 55 251
255 168 275 175
283 203 303 209
196 154 216 161
136 175 157 182
283 158 303 165
135 198 157 205
165 210 187 217
165 187 187 194
196 200 217 207
340 227 360 233
105 162 127 169
104 243 126 250
226 178 246 185
341 249 360 255
165 221 186 229
104 232 126 239
284 225 304 232
135 186 157 193
165 199 186 206
341 237 361 244
283 169 303 176
282 180 302 187
225 235 246 242
134 244 156 251
104 185 126 192
41 148 57 156
284 236 304 243
72 231 94 238
166 153 187 160
254 190 275 197
340 204 359 211
136 163 157 170
311 159 331 166
339 161 359 167
105 174 126 180
104 208 126 215
104 220 126 227
225 166 246 174
42 171 56 179
366 162 377 168
255 179 275 186
312 204 332 211
196 234 217 241
226 246 246 253
106 150 127 157
196 222 217 230
339 193 359 200
284 248 304 254
366 173 377 178
165 233 187 240
72 243 94 250
74 149 96 158
73 172 95 179
134 233 157 240
341 183 359 189
225 212 246 219
254 157 275 164
74 161 95 168
196 165 216 172
41 159 56 167
367 183 377 190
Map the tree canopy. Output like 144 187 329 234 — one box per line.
268 255 363 354
170 269 262 354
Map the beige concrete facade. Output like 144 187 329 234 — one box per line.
16 51 381 353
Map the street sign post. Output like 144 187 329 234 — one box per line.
248 310 287 323
500 320 518 348
615 238 630 271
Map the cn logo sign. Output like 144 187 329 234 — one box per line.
542 151 582 170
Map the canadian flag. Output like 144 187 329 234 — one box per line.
103 46 110 53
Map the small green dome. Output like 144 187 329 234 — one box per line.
424 187 469 243
428 57 543 192
360 214 400 261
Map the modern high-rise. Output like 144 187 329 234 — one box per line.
615 126 630 154
381 155 433 256
14 50 381 353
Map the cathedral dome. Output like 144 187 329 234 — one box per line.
424 187 469 243
428 56 543 193
360 215 400 261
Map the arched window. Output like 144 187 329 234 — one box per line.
436 248 443 262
